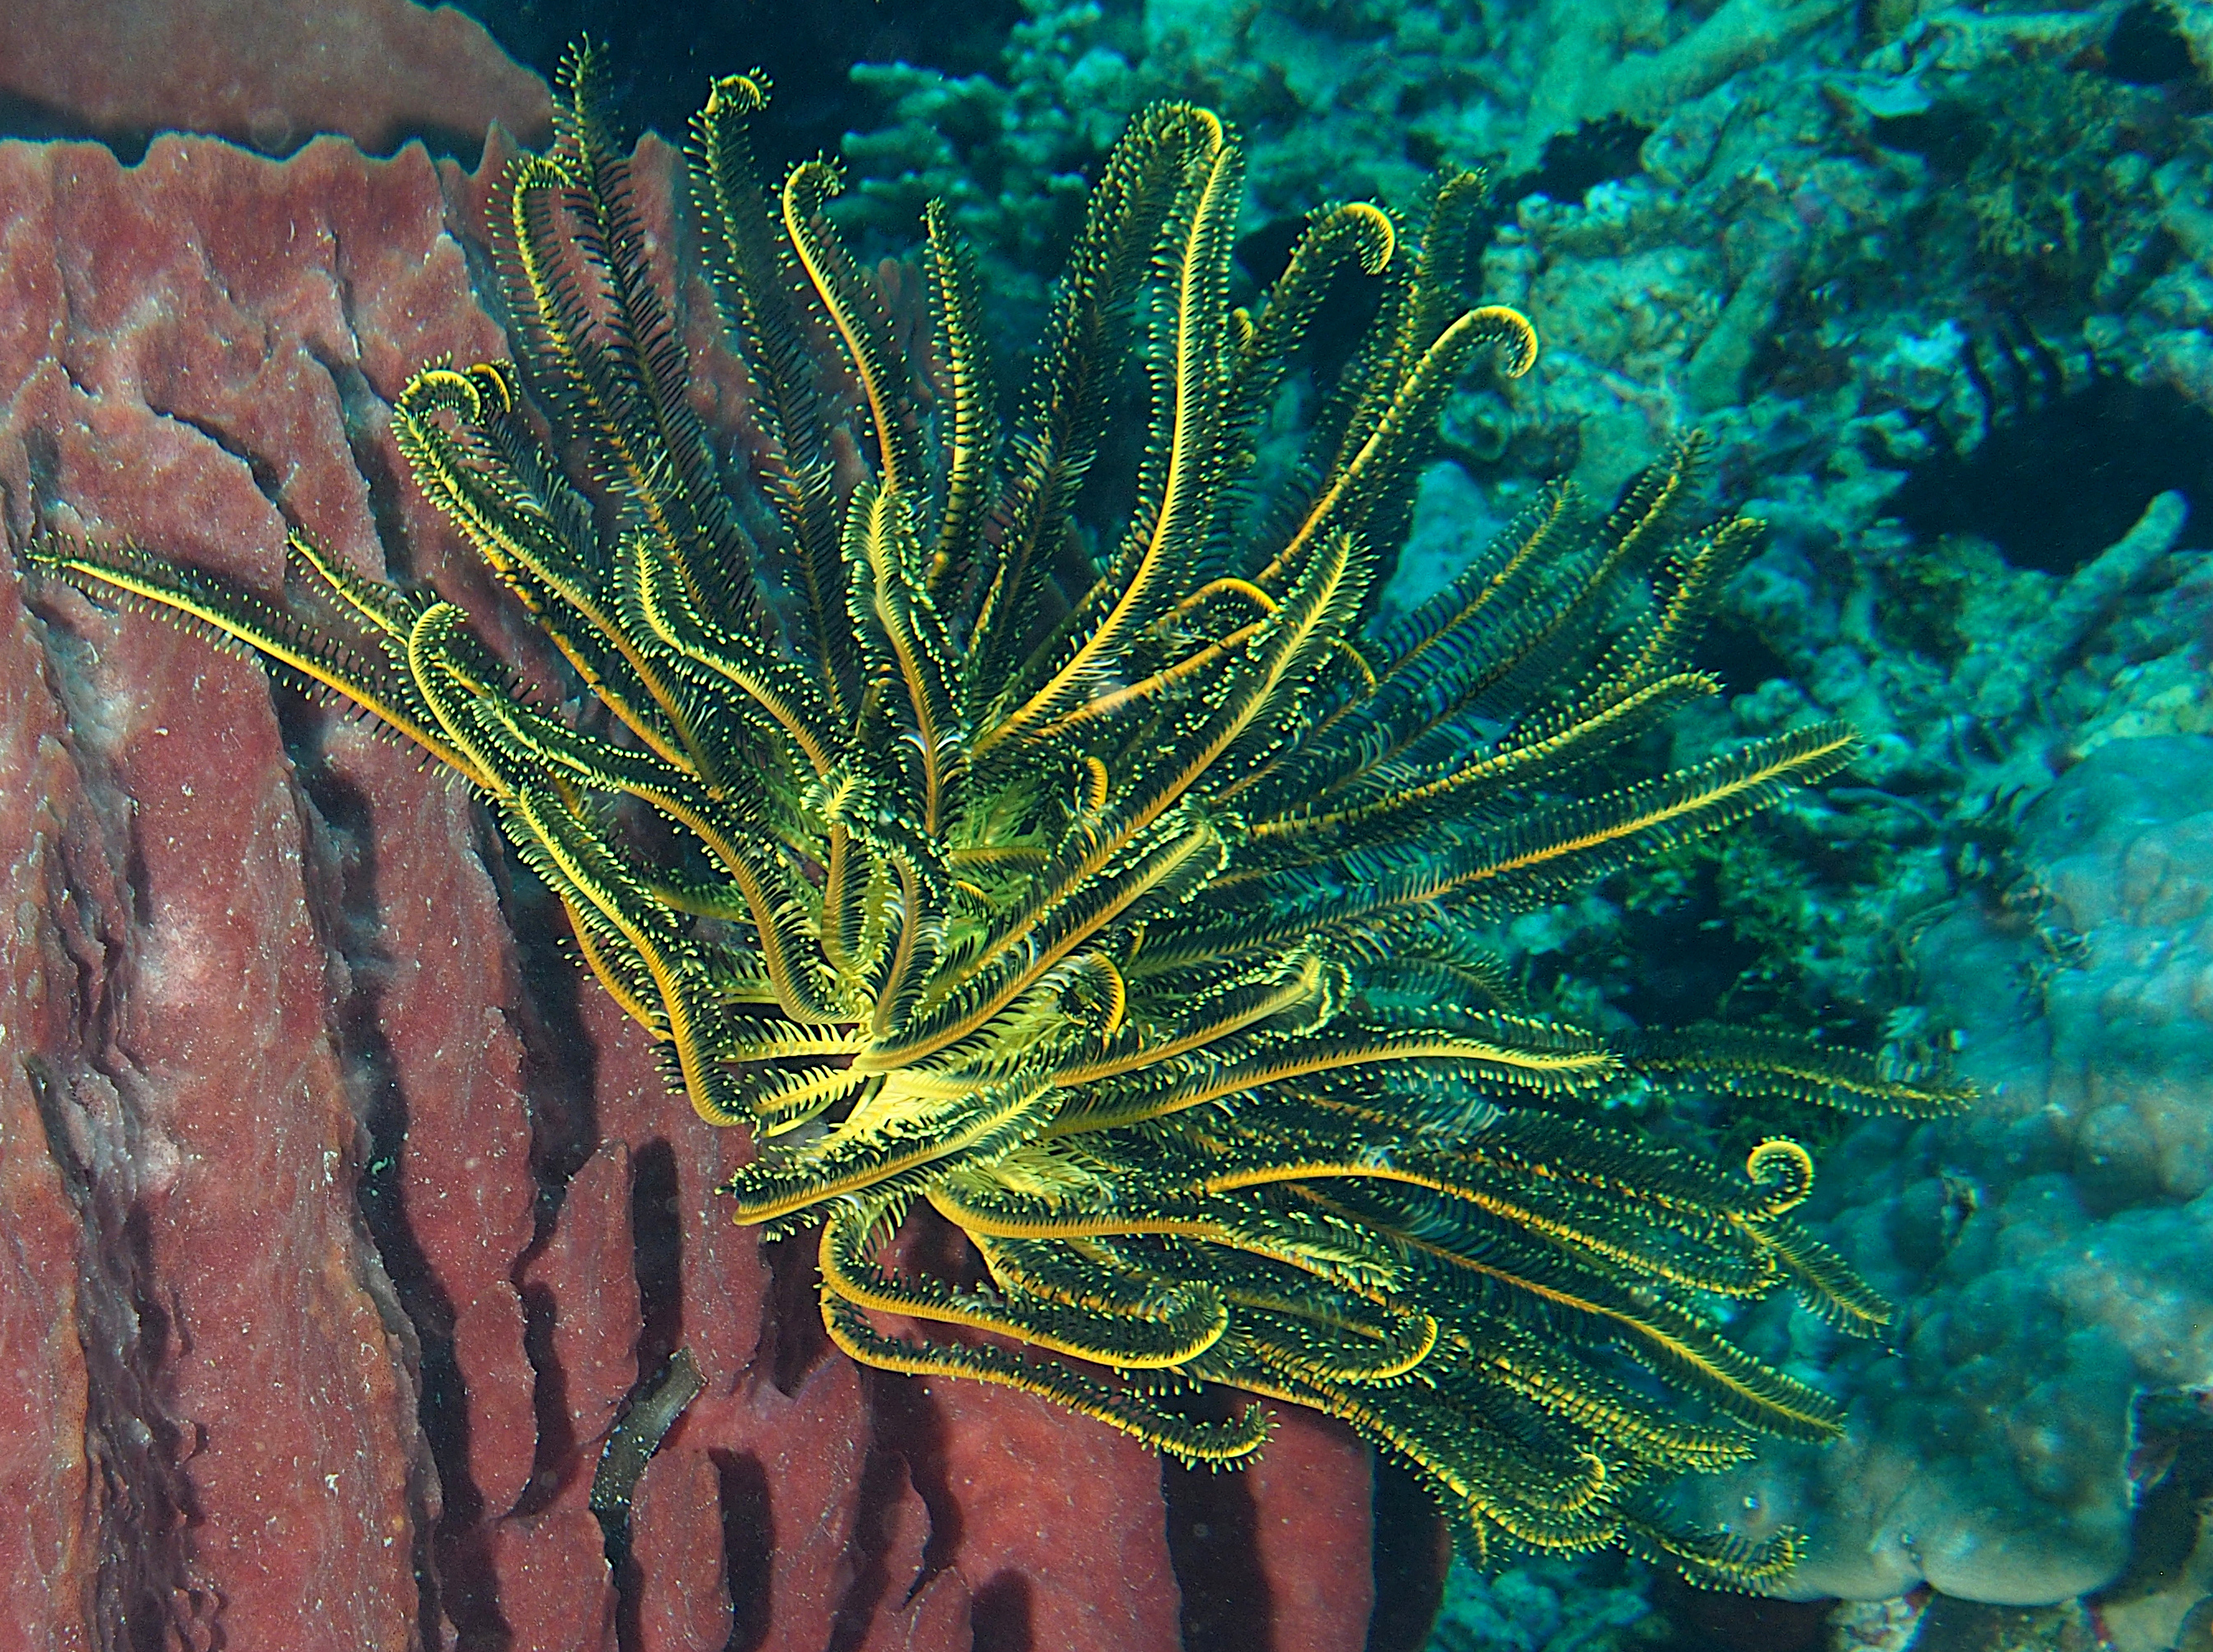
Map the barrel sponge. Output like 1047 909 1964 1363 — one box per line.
1679 734 2213 1607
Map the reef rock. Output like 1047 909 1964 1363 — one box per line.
0 127 1382 1650
1682 734 2213 1608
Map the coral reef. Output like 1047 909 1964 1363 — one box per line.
1426 1552 1663 1651
1465 12 2213 1611
1457 5 2213 1618
1673 733 2213 1608
839 0 1868 267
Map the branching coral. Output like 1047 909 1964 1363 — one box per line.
26 42 1965 1583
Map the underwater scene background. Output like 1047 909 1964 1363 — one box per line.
0 2 2209 1650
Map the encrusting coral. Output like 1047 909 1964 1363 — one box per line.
26 42 1965 1584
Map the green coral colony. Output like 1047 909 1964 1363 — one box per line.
31 46 1964 1584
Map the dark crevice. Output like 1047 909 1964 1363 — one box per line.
440 754 599 1642
969 1569 1035 1652
510 1279 577 1520
616 1539 644 1652
2099 1391 2213 1616
824 1433 923 1652
1501 114 1654 208
863 1366 962 1592
305 341 420 583
21 426 63 518
24 1063 201 1652
440 174 515 368
247 436 568 1648
435 1523 513 1652
604 1350 706 1652
759 1229 833 1396
1364 1459 1450 1652
141 399 288 510
711 1449 776 1652
1649 1569 1832 1651
2106 2 2197 85
1890 339 2213 573
0 88 497 164
1692 613 1795 695
420 1333 511 1649
0 91 153 161
630 1139 685 1376
1608 856 1768 1028
1162 1447 1273 1652
1232 217 1391 389
480 819 602 1238
275 688 465 1651
841 1212 988 1611
18 577 211 1650
21 634 141 1061
604 1144 695 1651
1869 103 1991 181
377 622 600 1643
